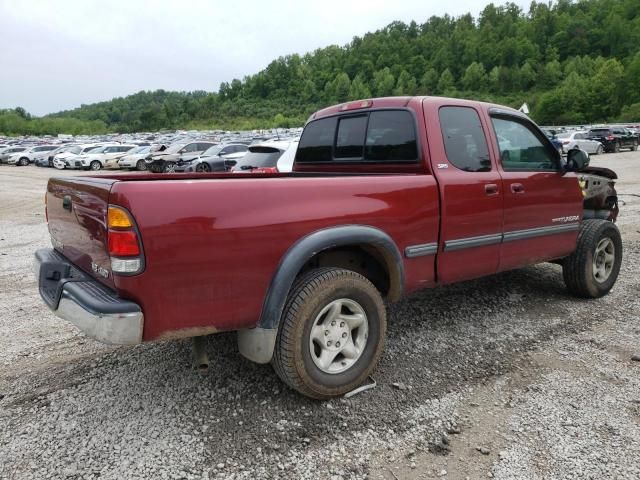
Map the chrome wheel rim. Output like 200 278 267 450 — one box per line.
309 298 368 374
196 163 208 172
91 162 100 170
165 163 175 173
593 237 615 283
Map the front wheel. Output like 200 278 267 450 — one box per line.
563 220 622 298
596 145 604 155
271 268 386 399
163 162 176 173
195 162 210 172
90 160 101 171
19 157 29 166
136 160 147 171
614 141 620 153
632 141 638 152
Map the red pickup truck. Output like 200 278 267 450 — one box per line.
35 96 621 399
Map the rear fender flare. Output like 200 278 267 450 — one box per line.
237 225 404 364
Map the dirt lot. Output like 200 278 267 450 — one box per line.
1 156 639 480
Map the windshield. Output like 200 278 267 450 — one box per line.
203 145 224 156
130 146 150 154
234 147 283 169
163 143 187 154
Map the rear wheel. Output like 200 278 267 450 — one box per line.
632 141 638 151
563 220 622 298
163 162 176 173
596 145 604 155
272 268 386 399
136 160 147 171
90 160 101 171
195 162 210 172
614 141 620 153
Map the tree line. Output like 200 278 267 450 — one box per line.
2 0 640 135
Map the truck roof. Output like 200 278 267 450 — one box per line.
309 96 522 122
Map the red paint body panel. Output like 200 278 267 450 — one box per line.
43 96 591 343
108 175 439 340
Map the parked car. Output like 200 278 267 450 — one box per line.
7 145 58 166
147 141 216 173
176 143 249 172
38 145 78 167
556 131 604 155
231 140 299 173
541 129 564 154
587 127 638 153
34 96 621 399
117 146 152 171
0 146 27 164
53 144 104 170
82 145 137 170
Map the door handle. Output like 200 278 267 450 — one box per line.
510 183 525 194
484 183 499 195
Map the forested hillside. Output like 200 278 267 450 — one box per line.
2 0 640 135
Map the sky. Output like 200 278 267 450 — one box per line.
0 0 529 116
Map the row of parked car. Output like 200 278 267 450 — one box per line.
0 136 301 174
544 125 640 155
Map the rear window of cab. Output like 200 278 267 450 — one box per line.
296 110 418 164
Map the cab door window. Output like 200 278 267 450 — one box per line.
439 107 491 172
491 117 560 171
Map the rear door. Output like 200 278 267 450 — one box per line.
487 111 583 271
424 100 503 284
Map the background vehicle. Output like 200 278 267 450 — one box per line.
147 141 216 173
0 146 27 163
177 143 249 172
556 131 604 155
98 145 137 170
53 144 103 169
7 145 57 166
117 146 152 171
38 145 78 167
587 127 638 152
35 97 621 399
230 140 298 173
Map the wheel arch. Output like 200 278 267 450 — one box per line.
238 225 404 364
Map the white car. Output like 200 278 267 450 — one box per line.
0 146 27 164
53 144 105 170
117 145 152 170
7 145 58 166
556 131 604 155
231 139 299 173
98 145 138 170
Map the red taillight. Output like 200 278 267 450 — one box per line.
108 230 140 256
606 136 614 140
251 167 278 173
562 140 570 145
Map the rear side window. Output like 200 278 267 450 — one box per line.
296 109 418 164
439 107 491 172
589 129 610 136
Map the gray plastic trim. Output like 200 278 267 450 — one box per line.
405 242 438 258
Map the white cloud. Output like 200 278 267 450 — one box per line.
0 0 529 115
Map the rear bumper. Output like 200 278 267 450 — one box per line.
34 248 143 345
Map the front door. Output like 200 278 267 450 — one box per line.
487 112 583 271
424 100 504 284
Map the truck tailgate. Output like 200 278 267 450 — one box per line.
46 176 117 289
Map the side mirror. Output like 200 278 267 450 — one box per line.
565 148 589 172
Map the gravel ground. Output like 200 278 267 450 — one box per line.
0 154 639 480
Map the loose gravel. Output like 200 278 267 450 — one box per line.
1 154 639 480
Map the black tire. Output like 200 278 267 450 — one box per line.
272 267 386 399
90 160 101 171
163 162 176 173
136 160 147 171
563 220 622 298
195 162 210 172
19 157 29 166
